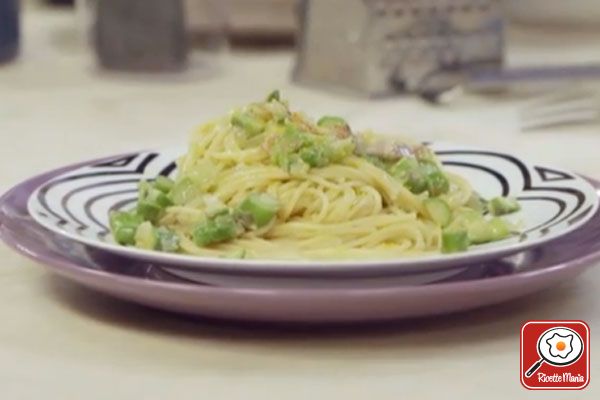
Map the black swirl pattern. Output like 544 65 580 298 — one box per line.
30 148 597 246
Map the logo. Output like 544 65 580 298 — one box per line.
521 320 590 390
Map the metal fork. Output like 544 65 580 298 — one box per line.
421 64 600 132
520 88 600 131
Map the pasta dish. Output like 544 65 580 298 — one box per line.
109 92 520 260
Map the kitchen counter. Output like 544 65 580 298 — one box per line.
0 6 599 400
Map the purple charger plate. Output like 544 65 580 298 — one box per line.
1 161 600 323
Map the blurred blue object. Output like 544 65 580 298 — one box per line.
0 0 19 63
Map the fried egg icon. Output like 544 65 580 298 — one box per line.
546 332 574 359
525 326 585 377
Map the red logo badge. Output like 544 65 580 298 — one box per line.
521 320 590 390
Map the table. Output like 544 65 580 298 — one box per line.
0 5 598 399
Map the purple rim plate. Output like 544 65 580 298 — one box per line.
1 163 600 322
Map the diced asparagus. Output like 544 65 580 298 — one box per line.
419 162 449 196
488 217 512 240
442 230 470 253
231 112 265 137
488 196 521 216
317 116 348 128
288 157 310 175
389 157 419 179
327 138 355 162
148 189 173 208
390 158 449 196
414 146 437 163
137 180 173 221
134 221 157 250
405 169 428 194
239 193 280 227
274 153 310 174
299 146 329 167
266 90 281 102
156 227 180 252
426 170 450 196
447 208 483 231
466 192 488 214
271 123 353 171
467 217 512 244
466 219 492 244
136 201 163 222
112 226 137 246
423 198 451 227
138 180 152 200
169 177 201 205
193 214 239 247
109 211 144 245
154 176 175 193
109 211 140 231
317 116 352 138
270 126 307 170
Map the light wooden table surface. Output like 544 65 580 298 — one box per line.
0 6 599 400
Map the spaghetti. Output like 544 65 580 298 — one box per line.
109 92 520 260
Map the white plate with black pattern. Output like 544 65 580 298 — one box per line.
26 143 599 278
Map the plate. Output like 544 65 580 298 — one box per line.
26 143 599 276
3 164 600 322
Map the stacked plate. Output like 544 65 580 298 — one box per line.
2 143 600 323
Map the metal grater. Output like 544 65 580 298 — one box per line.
293 0 504 97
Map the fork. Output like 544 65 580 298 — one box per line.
419 64 600 131
520 88 600 131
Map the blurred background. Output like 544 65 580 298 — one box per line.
2 0 600 186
